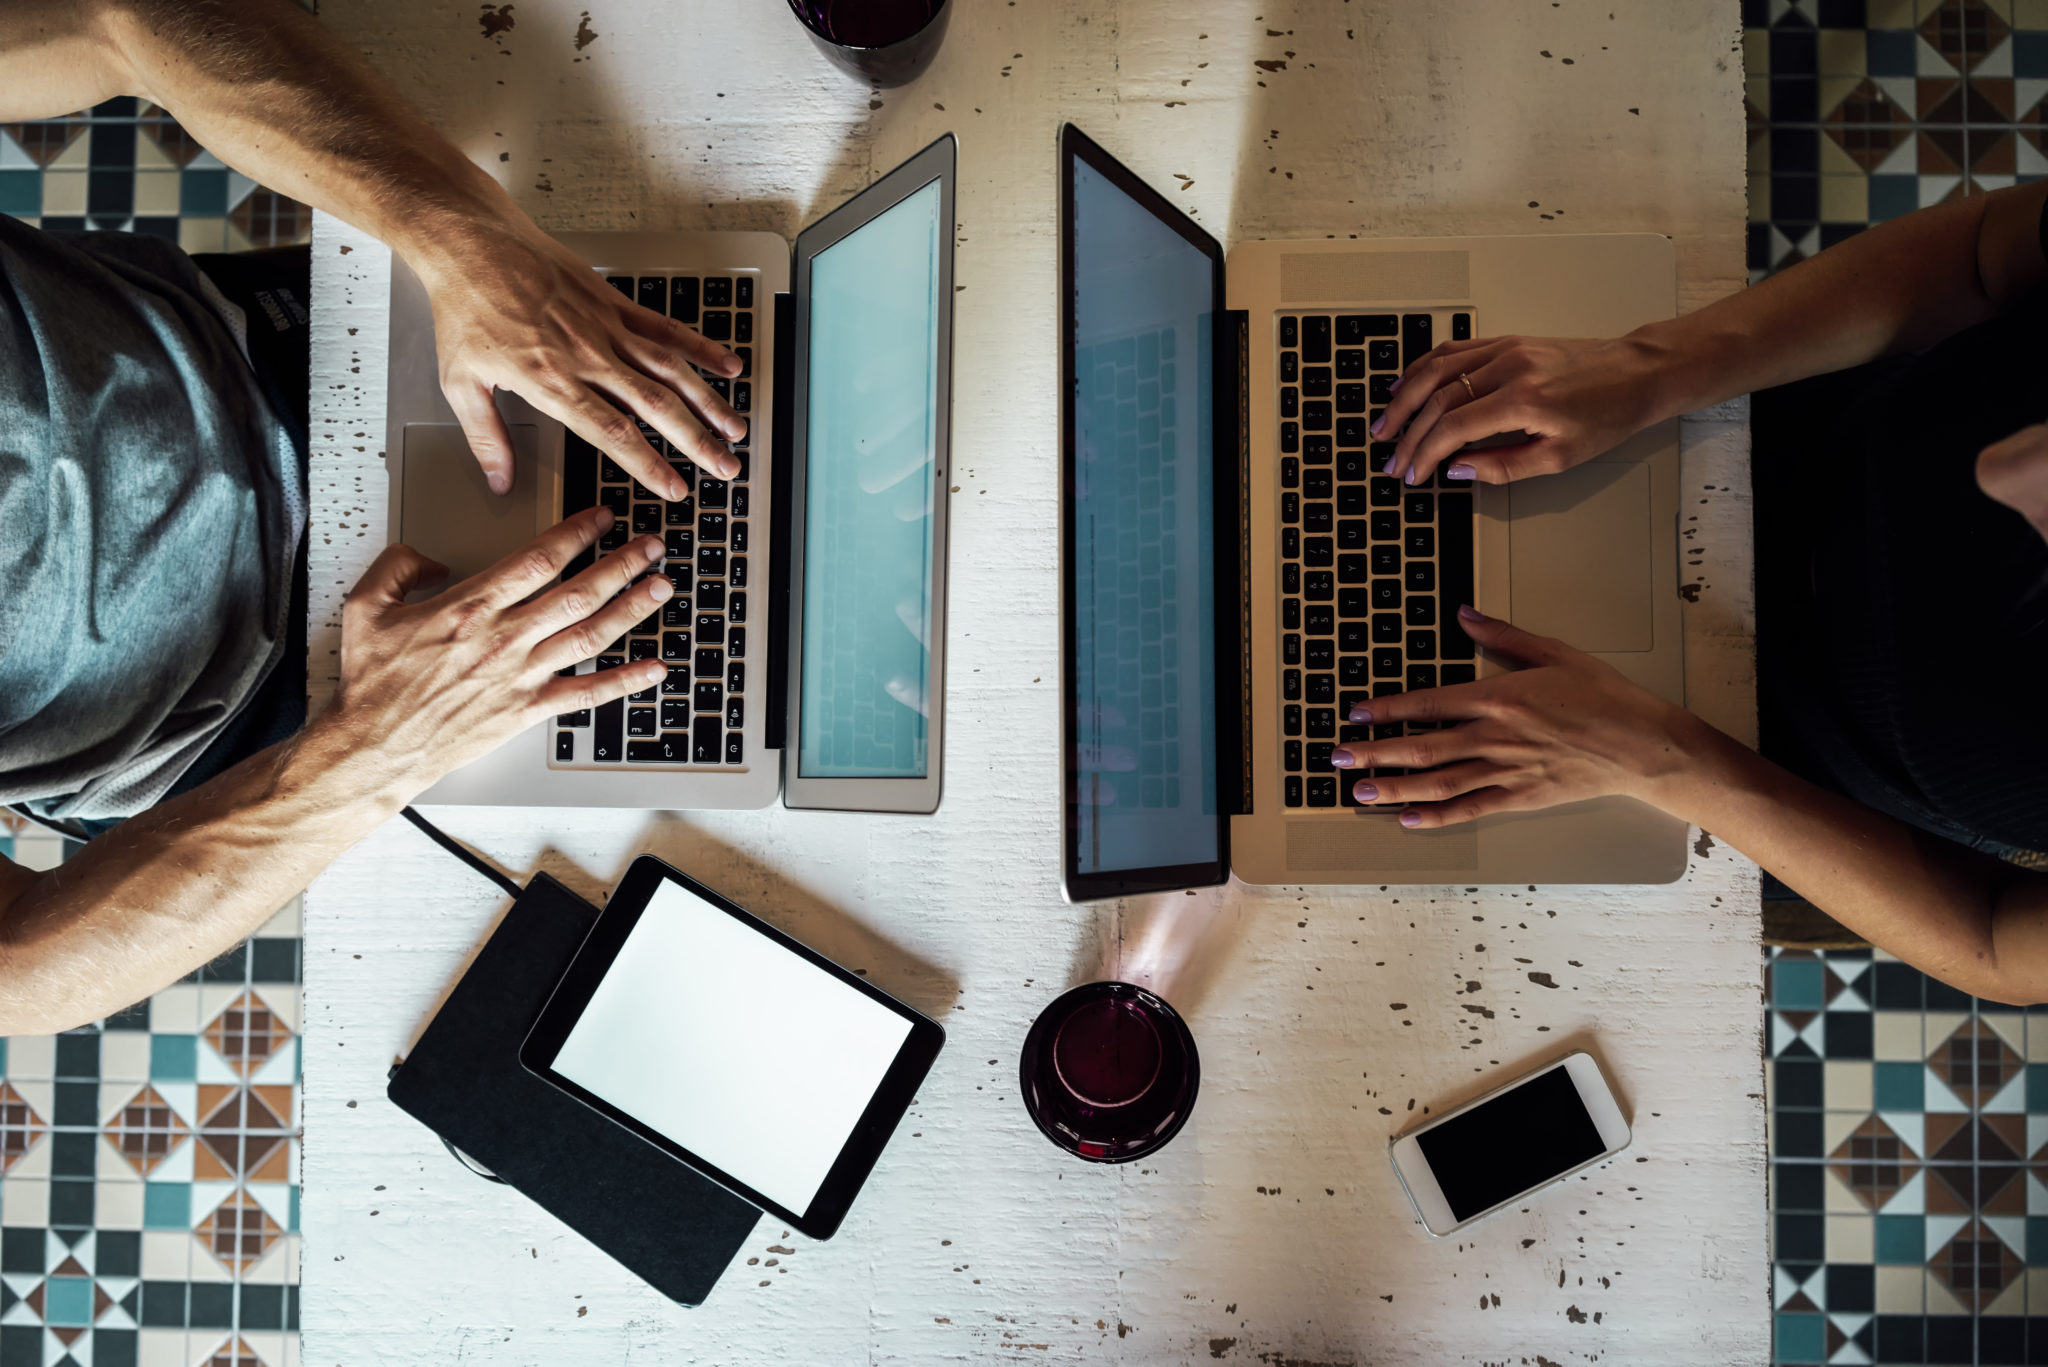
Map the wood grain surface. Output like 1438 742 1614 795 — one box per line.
303 1 1764 1361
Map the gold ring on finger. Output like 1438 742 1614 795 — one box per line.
1458 372 1476 401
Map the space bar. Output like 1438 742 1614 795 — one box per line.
1437 492 1475 660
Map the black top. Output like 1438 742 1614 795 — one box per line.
1756 272 2048 856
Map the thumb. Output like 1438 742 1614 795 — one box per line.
1443 438 1566 485
444 379 517 496
348 544 450 614
1453 604 1568 666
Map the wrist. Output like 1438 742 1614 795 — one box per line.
281 709 434 821
1628 706 1752 824
1622 318 1745 425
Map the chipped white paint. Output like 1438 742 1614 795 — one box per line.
304 1 1763 1361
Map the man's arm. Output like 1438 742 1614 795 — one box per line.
0 511 672 1033
0 0 745 497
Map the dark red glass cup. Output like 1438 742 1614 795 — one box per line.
786 0 953 88
1019 981 1200 1163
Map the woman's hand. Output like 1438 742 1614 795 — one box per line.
411 215 748 502
1329 606 1703 826
1978 419 2048 544
1373 334 1672 487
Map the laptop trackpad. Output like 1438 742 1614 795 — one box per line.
1506 460 1652 653
399 423 544 593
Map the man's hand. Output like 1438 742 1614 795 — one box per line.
1329 606 1699 826
1374 335 1670 487
415 217 747 501
321 505 671 790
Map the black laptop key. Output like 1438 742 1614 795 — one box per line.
736 276 755 308
1406 596 1436 626
661 699 690 729
1441 663 1476 686
631 502 662 534
562 434 598 514
600 485 630 518
725 731 744 764
726 660 745 693
1281 423 1299 454
1283 669 1301 701
1305 639 1335 670
1283 563 1300 594
1369 339 1399 369
661 664 691 695
635 276 666 314
661 631 691 662
1285 774 1303 806
1373 648 1402 678
727 626 745 658
1338 588 1371 618
1303 502 1333 533
1336 417 1368 447
1306 708 1336 739
696 546 726 578
1347 314 1397 342
1283 633 1301 666
1404 492 1432 523
559 708 591 728
1303 434 1333 465
1307 674 1334 704
1406 664 1438 693
707 376 731 402
1336 553 1371 584
734 346 752 377
1279 351 1298 383
1370 442 1397 470
1335 383 1366 414
664 528 694 560
701 311 732 341
1304 570 1332 601
1406 630 1437 660
698 511 728 543
1370 373 1397 406
629 637 659 662
702 277 732 309
608 274 635 297
735 313 752 344
732 381 751 413
690 716 721 763
1436 492 1476 659
1302 315 1332 362
1370 511 1400 542
727 591 746 624
1334 349 1365 380
1451 312 1471 341
1372 544 1400 576
1281 492 1299 525
696 581 725 612
626 736 684 764
1303 537 1332 567
1306 741 1335 772
1303 468 1333 500
1304 605 1334 635
695 648 723 677
1339 621 1370 652
593 698 624 762
1371 579 1401 611
1404 525 1434 558
1336 486 1368 516
1302 401 1332 431
663 595 692 629
665 497 694 527
724 696 744 730
1406 561 1436 592
1368 476 1400 508
1283 597 1301 631
1280 387 1298 419
1284 704 1302 736
1339 656 1370 686
1281 527 1299 560
693 678 723 713
628 706 657 738
1285 739 1303 772
1301 366 1332 398
1336 450 1369 482
1281 455 1299 489
555 731 575 761
1401 313 1433 368
692 613 723 646
670 276 700 323
697 478 728 509
1279 316 1299 347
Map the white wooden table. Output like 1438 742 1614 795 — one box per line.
303 1 1764 1361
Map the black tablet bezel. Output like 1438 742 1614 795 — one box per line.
1058 123 1235 904
520 855 945 1240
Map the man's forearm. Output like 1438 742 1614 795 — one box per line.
1633 181 2048 424
38 0 515 274
1650 717 2047 1003
0 716 412 1032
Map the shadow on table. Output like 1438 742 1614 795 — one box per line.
1085 890 1252 1022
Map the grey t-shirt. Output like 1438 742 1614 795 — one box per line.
0 219 303 820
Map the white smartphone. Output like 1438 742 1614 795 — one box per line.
1388 1051 1631 1236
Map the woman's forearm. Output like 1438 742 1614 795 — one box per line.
1649 716 2048 1003
1634 181 2048 424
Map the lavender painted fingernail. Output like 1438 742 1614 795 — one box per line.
1446 463 1477 481
1400 810 1422 827
1458 603 1485 622
1330 751 1356 769
1389 374 1406 393
1354 782 1379 802
1370 415 1385 436
1348 704 1373 723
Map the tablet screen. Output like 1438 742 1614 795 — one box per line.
549 876 914 1216
798 175 943 780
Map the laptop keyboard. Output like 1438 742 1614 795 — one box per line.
552 270 757 769
1275 309 1477 810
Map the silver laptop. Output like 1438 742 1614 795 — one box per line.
385 137 956 813
1057 125 1686 895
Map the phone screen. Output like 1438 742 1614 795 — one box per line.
1416 1065 1607 1221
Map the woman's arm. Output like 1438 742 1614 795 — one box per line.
0 0 745 497
1376 180 2048 485
1333 609 2048 1004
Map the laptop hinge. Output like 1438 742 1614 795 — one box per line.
765 291 796 753
1215 308 1252 817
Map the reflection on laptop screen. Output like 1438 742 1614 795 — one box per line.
800 177 943 780
1069 161 1219 875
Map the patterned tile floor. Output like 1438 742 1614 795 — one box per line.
3 9 2045 1365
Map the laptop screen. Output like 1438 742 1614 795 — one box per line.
1063 138 1226 894
797 177 944 780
